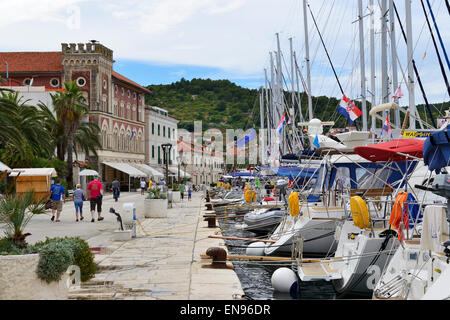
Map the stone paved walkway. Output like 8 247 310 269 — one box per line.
71 192 245 300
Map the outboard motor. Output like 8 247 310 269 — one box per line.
275 179 289 204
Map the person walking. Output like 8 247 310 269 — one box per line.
87 176 104 222
140 178 147 195
159 178 166 192
73 184 85 222
112 178 120 202
50 179 65 222
187 187 192 201
179 182 185 201
201 182 207 198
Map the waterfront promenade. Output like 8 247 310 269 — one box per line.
16 191 245 300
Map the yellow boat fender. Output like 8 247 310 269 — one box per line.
288 192 300 217
350 196 370 229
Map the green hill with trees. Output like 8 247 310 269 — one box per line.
145 78 450 132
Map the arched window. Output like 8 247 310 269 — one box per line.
113 128 119 149
119 129 125 150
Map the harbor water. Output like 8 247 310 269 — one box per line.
218 216 338 300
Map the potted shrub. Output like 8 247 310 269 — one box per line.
0 191 96 299
171 183 181 202
144 188 168 218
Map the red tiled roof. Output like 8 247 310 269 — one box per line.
0 52 62 73
112 71 151 94
0 51 151 94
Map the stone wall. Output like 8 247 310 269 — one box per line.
0 253 69 300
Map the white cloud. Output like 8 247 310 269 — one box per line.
0 0 448 104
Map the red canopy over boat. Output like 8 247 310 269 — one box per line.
354 139 424 162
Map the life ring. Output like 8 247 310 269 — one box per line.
288 192 300 217
350 196 370 229
389 191 409 230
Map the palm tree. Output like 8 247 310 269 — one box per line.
73 121 101 160
47 81 94 186
0 190 46 248
38 100 101 167
0 92 53 167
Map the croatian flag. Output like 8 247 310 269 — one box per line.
381 112 392 138
337 95 362 123
277 114 286 135
392 85 404 99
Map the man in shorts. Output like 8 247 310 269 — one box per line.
50 179 65 222
87 176 104 222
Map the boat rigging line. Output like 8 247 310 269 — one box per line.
420 0 450 97
425 0 450 74
392 1 436 128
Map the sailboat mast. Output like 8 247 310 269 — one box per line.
264 68 272 157
275 33 286 154
405 0 416 129
358 0 368 131
370 0 376 134
289 37 296 128
303 0 313 121
259 87 265 165
381 0 389 104
389 0 400 128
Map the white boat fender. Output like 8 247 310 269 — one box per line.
245 242 266 256
271 267 298 293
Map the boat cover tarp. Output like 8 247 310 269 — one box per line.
354 139 424 162
275 166 319 180
423 125 450 173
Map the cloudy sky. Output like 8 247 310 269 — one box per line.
1 0 449 108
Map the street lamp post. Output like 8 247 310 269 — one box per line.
176 156 181 183
161 143 172 188
182 161 187 184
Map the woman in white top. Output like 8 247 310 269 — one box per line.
140 178 147 195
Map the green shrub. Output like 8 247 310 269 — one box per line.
33 236 97 282
0 238 21 255
36 241 74 283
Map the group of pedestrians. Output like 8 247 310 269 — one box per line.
49 176 201 223
179 182 192 201
50 176 104 223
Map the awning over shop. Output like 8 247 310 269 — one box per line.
9 168 57 177
102 161 147 178
0 161 11 172
130 163 164 178
169 166 192 179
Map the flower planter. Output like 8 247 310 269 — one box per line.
171 191 181 202
144 198 168 218
0 253 69 300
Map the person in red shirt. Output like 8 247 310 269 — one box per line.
87 176 104 222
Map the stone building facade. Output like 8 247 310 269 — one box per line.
0 41 151 185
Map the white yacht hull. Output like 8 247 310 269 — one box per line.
264 206 345 257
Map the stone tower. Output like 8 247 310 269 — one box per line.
61 41 115 172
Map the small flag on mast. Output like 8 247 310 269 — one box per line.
381 111 393 138
392 85 404 99
313 134 320 148
276 113 286 135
